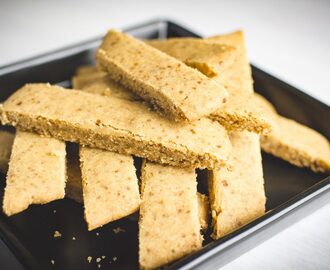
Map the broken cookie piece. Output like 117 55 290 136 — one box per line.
3 131 66 216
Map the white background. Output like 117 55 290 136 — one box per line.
1 0 330 269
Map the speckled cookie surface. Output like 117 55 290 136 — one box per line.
0 83 231 169
139 161 202 269
97 30 228 122
2 131 66 216
147 38 237 77
80 147 140 230
209 131 266 238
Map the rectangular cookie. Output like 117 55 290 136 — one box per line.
147 38 238 77
97 30 228 122
80 147 140 230
0 83 231 169
208 31 266 238
208 131 266 238
139 161 202 269
256 94 330 173
3 131 66 216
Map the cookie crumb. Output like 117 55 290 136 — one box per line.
101 255 106 259
96 232 99 236
72 236 76 240
51 260 55 265
53 230 62 238
53 210 56 213
113 256 117 261
87 256 92 263
96 257 101 263
98 264 101 268
113 227 125 234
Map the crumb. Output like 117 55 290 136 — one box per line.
53 210 56 213
53 231 62 238
96 257 101 263
96 232 99 236
87 256 92 263
72 237 76 240
51 260 55 265
113 227 125 234
98 264 101 268
101 255 106 259
113 256 117 262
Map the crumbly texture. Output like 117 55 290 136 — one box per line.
0 130 14 174
2 131 66 216
210 91 274 134
147 38 238 77
65 143 83 203
146 37 272 134
208 131 266 239
139 161 202 270
0 84 231 169
197 193 209 232
80 147 140 230
97 30 228 122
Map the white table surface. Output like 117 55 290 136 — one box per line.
1 0 330 269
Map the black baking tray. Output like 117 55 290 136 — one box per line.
0 19 329 270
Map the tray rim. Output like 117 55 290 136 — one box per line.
0 19 329 270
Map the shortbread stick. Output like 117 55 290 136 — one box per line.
2 131 66 216
80 147 140 230
209 131 266 238
147 38 238 77
0 130 14 173
208 31 266 239
0 84 231 169
97 30 228 122
139 161 202 269
0 135 83 204
256 94 330 173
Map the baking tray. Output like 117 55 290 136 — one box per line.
0 19 329 270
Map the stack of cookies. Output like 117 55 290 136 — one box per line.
0 29 329 270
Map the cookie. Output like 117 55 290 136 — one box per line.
0 83 231 169
208 131 266 238
97 30 228 122
80 147 140 230
2 131 66 216
139 161 202 269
